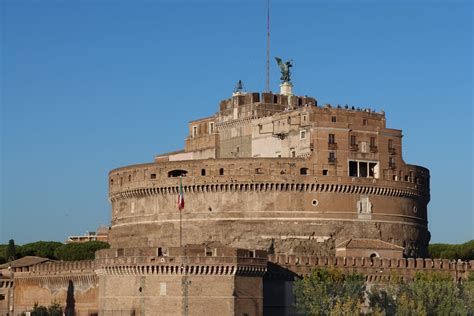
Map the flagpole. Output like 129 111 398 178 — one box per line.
179 176 182 248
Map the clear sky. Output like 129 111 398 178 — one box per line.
1 0 472 245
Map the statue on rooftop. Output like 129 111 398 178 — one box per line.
275 57 293 83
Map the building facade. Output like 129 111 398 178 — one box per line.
109 88 430 258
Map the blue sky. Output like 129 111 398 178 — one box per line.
1 0 472 245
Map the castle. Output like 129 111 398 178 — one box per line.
1 80 472 316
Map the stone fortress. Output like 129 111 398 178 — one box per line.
1 74 472 316
109 80 430 258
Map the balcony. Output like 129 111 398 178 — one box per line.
389 162 396 169
328 157 337 164
388 147 396 155
370 146 378 153
328 143 338 150
350 144 359 151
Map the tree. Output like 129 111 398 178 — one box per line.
18 241 64 259
54 241 110 261
428 240 474 261
31 303 48 316
369 271 469 315
5 239 17 261
293 267 365 316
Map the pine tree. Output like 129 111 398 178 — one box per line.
5 239 16 262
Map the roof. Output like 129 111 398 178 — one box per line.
336 239 404 250
0 256 51 269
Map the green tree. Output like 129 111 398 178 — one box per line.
369 271 469 315
18 241 64 259
293 267 365 316
428 240 474 261
31 302 49 316
54 241 110 261
5 239 17 261
47 301 63 316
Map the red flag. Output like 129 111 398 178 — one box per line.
178 176 184 210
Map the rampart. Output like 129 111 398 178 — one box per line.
12 260 99 315
267 254 473 282
107 158 430 257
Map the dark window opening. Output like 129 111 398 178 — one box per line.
116 248 124 257
300 167 309 175
350 135 357 146
201 169 206 176
328 134 335 144
331 116 337 122
359 162 368 177
370 137 376 147
405 175 409 181
205 249 213 256
322 169 329 176
388 139 393 149
363 119 368 126
298 98 302 106
150 174 157 179
167 169 188 177
110 179 114 185
128 175 132 181
219 168 224 175
273 95 278 103
349 161 358 177
157 247 163 256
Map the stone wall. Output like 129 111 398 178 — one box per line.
12 260 99 315
108 158 429 257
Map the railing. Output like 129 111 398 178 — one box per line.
388 147 396 155
350 144 359 151
328 143 338 150
328 157 337 164
370 146 378 153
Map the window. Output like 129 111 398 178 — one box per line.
110 179 114 185
300 130 306 139
291 149 296 157
209 122 214 134
349 161 358 177
331 116 337 122
303 115 307 122
201 169 206 176
328 134 335 144
370 137 376 147
389 157 396 168
363 119 368 126
255 168 264 174
323 169 329 176
168 169 188 177
150 174 157 179
157 247 163 256
300 167 308 175
348 160 379 178
128 175 132 181
219 168 224 175
388 139 393 149
192 126 198 137
350 135 357 146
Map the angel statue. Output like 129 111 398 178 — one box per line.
275 57 293 83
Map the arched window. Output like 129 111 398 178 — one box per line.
167 170 188 177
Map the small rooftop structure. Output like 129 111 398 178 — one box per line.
0 256 52 273
336 238 404 259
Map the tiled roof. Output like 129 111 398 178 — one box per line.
336 238 404 250
0 256 51 269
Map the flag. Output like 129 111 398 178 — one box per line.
178 176 184 210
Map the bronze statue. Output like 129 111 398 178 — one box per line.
275 57 293 83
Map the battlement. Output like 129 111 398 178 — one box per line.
267 255 473 281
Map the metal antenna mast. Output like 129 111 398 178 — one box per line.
265 0 270 92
